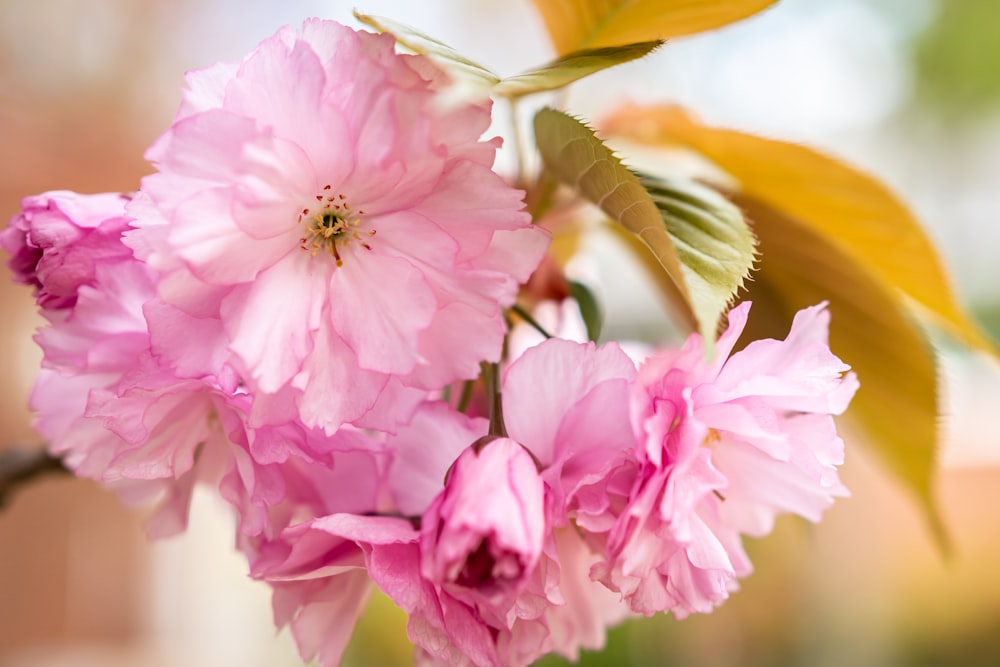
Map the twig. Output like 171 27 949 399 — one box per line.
0 447 70 509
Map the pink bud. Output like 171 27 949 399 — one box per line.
420 437 545 599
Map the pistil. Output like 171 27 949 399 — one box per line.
297 185 375 266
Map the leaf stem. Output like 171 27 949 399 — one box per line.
510 303 554 339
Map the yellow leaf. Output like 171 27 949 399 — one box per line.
529 0 778 53
736 195 948 550
602 103 995 354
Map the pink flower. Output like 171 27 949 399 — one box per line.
267 515 626 667
383 342 642 664
386 404 560 651
5 190 357 538
599 301 859 617
420 437 546 606
130 20 548 434
2 191 134 310
260 337 644 666
10 193 160 477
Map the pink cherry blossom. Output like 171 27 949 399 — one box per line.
2 191 134 310
405 342 640 661
260 336 643 666
598 301 859 618
0 6 884 666
4 190 359 538
8 192 159 477
129 19 549 434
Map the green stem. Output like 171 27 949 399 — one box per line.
509 97 529 188
510 303 554 339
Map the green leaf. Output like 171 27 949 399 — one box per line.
494 41 662 98
601 102 996 355
736 195 948 551
533 109 691 331
533 108 755 347
529 0 778 54
569 280 604 342
357 14 660 100
640 174 757 339
354 11 500 87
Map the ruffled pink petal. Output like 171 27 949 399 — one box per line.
406 299 506 389
283 572 372 667
169 188 296 284
504 339 636 467
223 252 325 392
144 299 229 379
543 529 631 661
387 402 488 516
328 251 435 375
176 61 239 120
288 324 390 434
548 379 636 504
413 161 532 263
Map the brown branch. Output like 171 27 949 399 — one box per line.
0 447 70 509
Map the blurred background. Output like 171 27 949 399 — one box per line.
1 0 999 665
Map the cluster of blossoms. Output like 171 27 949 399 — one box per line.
3 20 858 667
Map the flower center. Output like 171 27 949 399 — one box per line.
298 185 375 267
454 539 523 593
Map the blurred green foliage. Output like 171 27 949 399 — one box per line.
911 0 1000 120
973 303 1000 341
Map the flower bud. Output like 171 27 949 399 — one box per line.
420 437 545 598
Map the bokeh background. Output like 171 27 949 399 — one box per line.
1 1 1000 665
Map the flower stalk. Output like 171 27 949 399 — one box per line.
0 448 68 508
